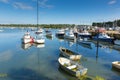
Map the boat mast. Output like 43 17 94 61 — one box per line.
37 0 39 29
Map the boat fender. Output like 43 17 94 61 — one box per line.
70 55 81 60
32 37 34 42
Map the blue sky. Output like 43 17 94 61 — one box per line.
0 0 120 25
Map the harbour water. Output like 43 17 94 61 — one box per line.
0 28 120 80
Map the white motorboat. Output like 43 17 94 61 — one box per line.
22 32 34 44
56 29 65 37
64 30 75 40
34 34 45 44
78 30 91 38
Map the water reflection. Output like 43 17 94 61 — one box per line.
33 43 45 48
96 40 99 63
56 35 64 42
21 43 33 50
46 35 53 40
58 66 78 80
77 41 92 49
21 43 45 49
64 38 76 47
8 68 53 80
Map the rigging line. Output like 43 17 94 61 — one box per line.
37 0 39 28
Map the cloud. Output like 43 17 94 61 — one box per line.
108 0 116 5
33 0 54 8
39 0 54 8
13 2 34 10
0 0 9 3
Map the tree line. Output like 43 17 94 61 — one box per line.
0 24 76 28
92 19 120 27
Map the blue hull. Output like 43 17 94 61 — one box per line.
56 34 64 37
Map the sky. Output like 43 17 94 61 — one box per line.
0 0 120 25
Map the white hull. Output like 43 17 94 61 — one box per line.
58 57 88 77
22 32 34 44
112 61 120 70
56 29 65 36
23 39 33 43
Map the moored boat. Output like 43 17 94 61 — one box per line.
35 28 44 34
59 47 82 60
22 31 34 44
77 30 91 38
58 57 88 77
93 33 114 43
64 30 75 40
56 29 65 37
112 61 120 70
34 34 45 44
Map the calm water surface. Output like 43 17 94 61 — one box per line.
0 28 120 80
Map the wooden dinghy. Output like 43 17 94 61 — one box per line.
58 57 88 77
112 61 120 70
59 47 82 60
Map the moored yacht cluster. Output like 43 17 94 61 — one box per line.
21 26 120 77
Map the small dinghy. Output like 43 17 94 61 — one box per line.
112 61 120 70
58 57 88 77
59 47 82 60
